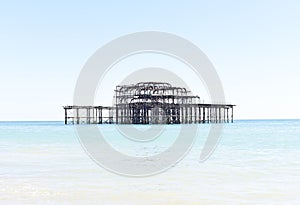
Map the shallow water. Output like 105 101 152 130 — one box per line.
0 120 299 204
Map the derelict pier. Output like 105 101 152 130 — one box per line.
64 82 235 124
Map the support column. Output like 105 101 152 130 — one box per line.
199 106 201 123
209 107 211 123
203 107 206 123
226 108 229 123
195 106 197 123
116 107 119 124
76 108 79 124
64 108 67 124
215 107 217 123
99 107 102 124
95 107 98 124
219 107 221 123
231 107 234 123
185 106 188 124
190 106 193 123
207 107 210 123
87 108 90 124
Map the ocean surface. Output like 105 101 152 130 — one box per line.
0 120 299 205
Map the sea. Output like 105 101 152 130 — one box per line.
0 120 299 205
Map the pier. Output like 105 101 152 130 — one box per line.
64 82 235 124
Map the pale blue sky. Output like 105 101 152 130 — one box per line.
0 0 299 120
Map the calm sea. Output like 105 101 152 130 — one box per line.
1 120 299 205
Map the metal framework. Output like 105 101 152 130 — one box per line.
64 82 235 124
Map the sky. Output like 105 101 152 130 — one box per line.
0 0 299 120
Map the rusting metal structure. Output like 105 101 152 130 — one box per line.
64 82 235 124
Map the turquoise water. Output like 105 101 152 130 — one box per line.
1 120 300 204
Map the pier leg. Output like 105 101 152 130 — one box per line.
116 107 119 124
199 106 201 123
208 108 210 123
76 108 79 124
219 107 221 123
87 108 90 124
185 106 188 124
226 108 229 123
64 108 67 124
214 107 217 123
231 107 234 123
215 107 217 123
190 106 193 123
99 107 102 124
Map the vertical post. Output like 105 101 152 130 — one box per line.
207 107 211 123
194 106 197 123
95 107 97 124
185 105 188 124
115 90 118 124
91 107 94 123
199 106 201 123
87 108 90 124
76 108 79 124
143 106 146 124
72 108 74 124
203 107 206 123
226 108 229 123
125 106 127 124
116 106 118 124
101 107 103 124
182 106 184 124
231 107 234 123
219 107 221 123
216 107 218 123
64 108 67 124
179 101 182 124
214 107 217 123
190 106 193 123
177 106 180 124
